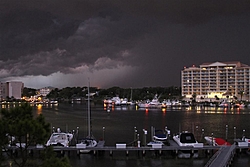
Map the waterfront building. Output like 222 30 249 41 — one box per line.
181 61 250 101
0 81 24 100
38 86 55 97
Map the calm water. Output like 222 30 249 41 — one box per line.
30 102 250 166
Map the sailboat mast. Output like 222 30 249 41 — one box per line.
130 87 133 101
87 79 91 137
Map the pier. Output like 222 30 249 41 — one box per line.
4 139 250 167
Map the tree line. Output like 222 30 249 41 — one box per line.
23 86 181 102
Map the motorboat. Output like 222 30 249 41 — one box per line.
46 128 73 147
173 132 198 147
218 101 230 108
137 99 150 108
241 136 250 144
161 99 172 108
137 95 162 108
153 126 170 144
111 96 121 105
78 138 98 153
173 132 201 158
147 140 164 146
120 98 128 105
148 97 162 108
204 136 231 146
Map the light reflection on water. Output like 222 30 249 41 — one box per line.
4 102 250 167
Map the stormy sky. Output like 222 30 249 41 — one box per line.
1 0 250 89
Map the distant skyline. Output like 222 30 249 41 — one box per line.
1 1 250 89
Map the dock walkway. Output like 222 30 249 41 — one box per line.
204 144 236 167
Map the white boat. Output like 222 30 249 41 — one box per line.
111 96 121 105
137 99 150 108
120 98 128 105
161 100 172 108
46 128 73 147
78 138 98 153
147 140 164 146
78 80 97 153
148 97 162 108
137 95 162 108
173 132 200 158
242 136 250 144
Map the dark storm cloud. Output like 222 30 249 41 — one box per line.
0 0 250 88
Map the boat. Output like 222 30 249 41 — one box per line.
46 128 73 147
148 96 162 108
173 131 201 158
147 140 164 146
161 99 172 108
153 126 170 144
111 96 121 105
137 99 150 108
120 98 128 105
137 95 162 108
218 101 230 108
77 80 97 153
241 136 250 144
204 136 231 146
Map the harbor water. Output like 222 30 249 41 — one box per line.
30 102 250 166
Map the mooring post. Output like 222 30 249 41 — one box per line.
143 129 147 146
242 129 245 141
196 125 198 140
211 133 214 146
201 128 204 142
76 127 79 143
134 127 137 146
103 126 105 140
226 124 228 141
137 134 140 147
234 127 236 140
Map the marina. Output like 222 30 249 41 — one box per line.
4 138 249 167
3 102 250 167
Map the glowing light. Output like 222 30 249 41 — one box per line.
37 104 43 115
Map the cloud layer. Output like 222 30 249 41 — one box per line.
1 1 250 88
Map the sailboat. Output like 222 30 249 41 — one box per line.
77 80 97 153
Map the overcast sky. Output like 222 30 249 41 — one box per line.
1 0 250 89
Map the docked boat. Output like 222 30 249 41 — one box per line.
148 97 162 108
204 136 231 146
241 136 250 144
46 128 73 147
173 132 202 158
137 95 162 108
78 138 98 153
153 126 170 144
161 99 172 108
77 81 97 153
120 98 128 105
137 99 150 108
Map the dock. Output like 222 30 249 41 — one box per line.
204 144 236 167
4 140 249 167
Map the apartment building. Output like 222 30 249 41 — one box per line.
181 61 250 101
39 86 54 97
0 81 24 100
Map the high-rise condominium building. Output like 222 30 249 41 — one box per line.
181 61 250 101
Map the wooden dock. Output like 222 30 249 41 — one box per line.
204 144 236 167
5 140 250 167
